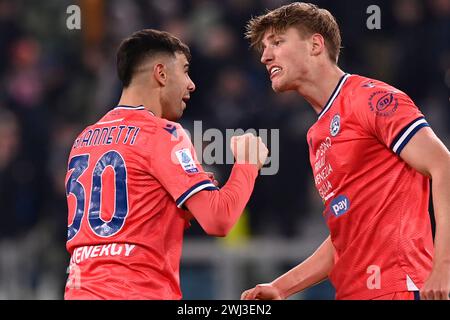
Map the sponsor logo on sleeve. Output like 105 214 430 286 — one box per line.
368 91 398 116
330 195 350 217
175 148 199 174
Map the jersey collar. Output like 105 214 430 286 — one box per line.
113 105 156 116
114 105 145 111
317 73 351 120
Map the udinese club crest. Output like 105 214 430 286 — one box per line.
330 114 341 137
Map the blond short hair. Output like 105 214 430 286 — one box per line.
245 2 342 63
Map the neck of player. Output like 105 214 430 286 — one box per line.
296 64 345 115
118 84 162 117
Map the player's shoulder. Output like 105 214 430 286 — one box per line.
97 106 157 126
73 124 93 143
67 124 93 159
345 74 412 110
149 117 185 138
151 115 180 129
346 74 404 96
133 115 191 155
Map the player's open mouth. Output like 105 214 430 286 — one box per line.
182 96 190 109
269 66 282 79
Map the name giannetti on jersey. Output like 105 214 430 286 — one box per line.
72 124 141 149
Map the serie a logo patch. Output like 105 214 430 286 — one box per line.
175 148 199 174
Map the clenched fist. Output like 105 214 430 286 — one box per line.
230 133 268 170
241 283 283 300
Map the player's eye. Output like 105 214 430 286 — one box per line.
271 39 281 48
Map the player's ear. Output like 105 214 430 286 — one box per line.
310 33 325 57
153 63 167 86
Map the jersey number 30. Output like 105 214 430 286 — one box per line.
66 151 129 240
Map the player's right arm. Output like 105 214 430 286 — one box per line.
147 123 268 238
241 235 334 300
185 134 268 237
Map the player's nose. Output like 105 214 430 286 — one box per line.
260 47 273 65
187 76 196 93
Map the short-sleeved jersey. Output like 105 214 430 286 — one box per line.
307 74 434 300
64 105 217 300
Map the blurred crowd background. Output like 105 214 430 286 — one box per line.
0 0 449 299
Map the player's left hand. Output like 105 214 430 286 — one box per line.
241 283 283 300
420 266 450 300
206 171 219 187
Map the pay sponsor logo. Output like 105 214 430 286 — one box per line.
330 195 350 217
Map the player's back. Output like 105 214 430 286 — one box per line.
65 105 190 299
